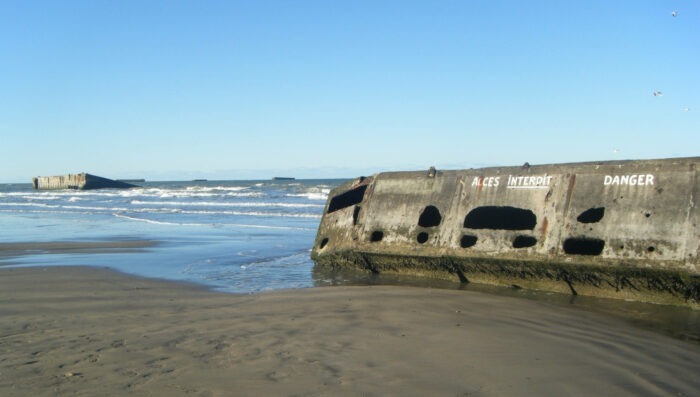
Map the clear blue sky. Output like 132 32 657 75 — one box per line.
1 1 697 182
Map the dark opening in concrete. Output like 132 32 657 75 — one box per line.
353 206 361 225
370 231 384 242
418 205 442 227
647 246 655 253
577 207 605 223
513 235 537 248
417 232 429 244
328 185 368 213
319 238 329 249
460 235 478 248
464 206 537 230
563 237 605 256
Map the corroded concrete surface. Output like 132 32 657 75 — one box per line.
312 157 699 307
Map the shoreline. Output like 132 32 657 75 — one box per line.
0 240 158 259
2 240 699 343
1 266 698 396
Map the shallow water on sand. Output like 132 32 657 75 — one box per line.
0 179 338 292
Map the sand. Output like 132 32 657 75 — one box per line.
1 266 698 397
0 241 157 260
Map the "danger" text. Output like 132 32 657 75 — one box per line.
603 174 654 186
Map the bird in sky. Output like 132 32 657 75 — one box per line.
653 91 663 97
671 11 678 17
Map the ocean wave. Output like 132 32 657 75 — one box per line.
0 202 169 213
0 202 321 218
0 202 60 208
112 213 209 226
60 205 128 211
4 187 256 199
0 192 62 200
176 209 322 218
0 186 264 202
225 192 264 197
130 200 323 208
113 213 315 230
185 186 250 192
127 192 262 199
0 208 95 215
285 186 331 201
26 195 62 201
286 192 328 200
124 189 262 199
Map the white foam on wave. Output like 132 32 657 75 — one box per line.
0 192 63 200
286 192 328 200
0 186 262 202
186 186 250 192
60 191 123 198
113 213 209 226
62 205 131 212
0 209 123 219
129 188 216 198
286 186 331 201
229 224 314 231
122 207 318 217
125 191 262 199
225 192 264 197
0 202 59 208
177 209 322 218
26 195 62 201
130 200 323 208
113 213 314 230
117 189 261 199
0 190 126 200
1 201 319 218
57 187 251 199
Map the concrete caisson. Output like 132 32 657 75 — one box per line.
311 157 700 307
32 173 137 190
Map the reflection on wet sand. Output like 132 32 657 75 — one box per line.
313 266 700 344
0 240 158 259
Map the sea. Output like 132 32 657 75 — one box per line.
1 179 699 342
0 179 345 293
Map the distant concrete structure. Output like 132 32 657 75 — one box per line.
32 173 138 190
312 157 700 307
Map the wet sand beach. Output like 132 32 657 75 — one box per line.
0 241 157 260
1 266 698 396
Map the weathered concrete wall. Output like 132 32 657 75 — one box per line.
33 173 137 190
311 157 700 307
32 173 86 190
